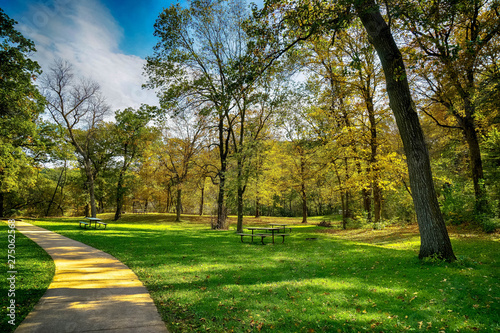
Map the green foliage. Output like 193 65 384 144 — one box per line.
383 188 416 224
0 9 45 121
483 128 500 216
440 182 475 225
0 9 49 216
475 215 500 234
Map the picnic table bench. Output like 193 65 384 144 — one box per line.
79 221 90 229
237 227 290 244
78 217 108 229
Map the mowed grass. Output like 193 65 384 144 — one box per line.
0 222 55 333
12 214 500 332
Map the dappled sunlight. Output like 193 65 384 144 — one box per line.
27 218 500 332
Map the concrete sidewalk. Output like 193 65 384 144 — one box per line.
14 221 169 333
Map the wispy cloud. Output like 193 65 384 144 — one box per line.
16 0 158 112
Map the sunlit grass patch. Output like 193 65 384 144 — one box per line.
21 214 500 332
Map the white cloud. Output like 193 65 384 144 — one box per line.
16 0 158 113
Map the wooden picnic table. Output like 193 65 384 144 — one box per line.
245 227 282 244
83 217 108 229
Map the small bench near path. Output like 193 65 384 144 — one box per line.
12 221 168 333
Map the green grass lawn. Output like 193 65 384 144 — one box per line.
4 214 500 332
0 221 55 333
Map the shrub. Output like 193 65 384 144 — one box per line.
478 216 500 233
440 182 475 225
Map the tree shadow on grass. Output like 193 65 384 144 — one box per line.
28 220 500 333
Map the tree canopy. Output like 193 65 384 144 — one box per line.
2 1 500 260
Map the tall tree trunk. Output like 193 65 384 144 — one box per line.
461 115 487 213
46 162 66 216
236 158 246 232
355 0 456 261
175 187 182 222
0 190 4 218
300 155 308 223
216 169 227 229
366 95 381 223
114 169 126 221
341 191 348 229
84 159 97 218
255 195 261 218
362 188 372 222
216 112 228 229
301 183 308 223
237 186 244 232
84 203 90 217
333 161 348 229
199 178 205 216
373 182 382 223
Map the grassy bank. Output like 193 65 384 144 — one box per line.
7 214 500 332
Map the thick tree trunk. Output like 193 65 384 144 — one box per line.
355 0 456 261
114 169 125 221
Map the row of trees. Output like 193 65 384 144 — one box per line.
2 0 499 261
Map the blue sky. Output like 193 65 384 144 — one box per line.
1 0 181 110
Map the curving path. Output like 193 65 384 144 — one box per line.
14 221 168 333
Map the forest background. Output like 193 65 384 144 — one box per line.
2 0 500 238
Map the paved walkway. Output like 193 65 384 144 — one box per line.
14 221 169 333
